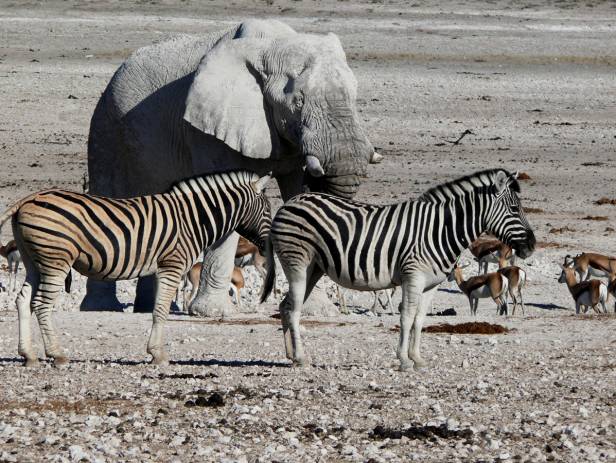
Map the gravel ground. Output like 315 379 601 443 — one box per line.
1 1 616 461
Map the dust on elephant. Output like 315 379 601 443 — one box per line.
83 19 374 316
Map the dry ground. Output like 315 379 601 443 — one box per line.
0 0 616 461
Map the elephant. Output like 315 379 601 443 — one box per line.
82 18 374 316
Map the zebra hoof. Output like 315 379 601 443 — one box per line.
23 357 39 368
151 353 170 366
292 358 309 368
398 361 413 372
53 356 69 368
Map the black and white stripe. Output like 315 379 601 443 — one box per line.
262 169 535 370
1 170 271 366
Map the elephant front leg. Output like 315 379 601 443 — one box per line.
190 233 239 317
80 280 124 311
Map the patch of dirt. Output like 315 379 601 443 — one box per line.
168 317 349 328
370 424 474 441
549 226 576 234
0 398 131 414
524 207 544 214
583 215 609 221
537 241 566 249
594 197 616 206
423 322 510 334
517 172 532 180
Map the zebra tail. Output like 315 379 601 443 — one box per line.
260 234 275 303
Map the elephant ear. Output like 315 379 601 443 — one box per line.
183 39 275 159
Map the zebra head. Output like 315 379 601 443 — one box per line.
236 173 273 253
484 170 536 260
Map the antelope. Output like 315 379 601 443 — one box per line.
497 266 527 315
0 239 21 293
181 262 245 309
448 263 509 315
608 275 616 312
558 265 607 314
563 253 616 282
470 238 515 274
337 287 395 316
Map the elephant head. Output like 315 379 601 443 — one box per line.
183 27 373 199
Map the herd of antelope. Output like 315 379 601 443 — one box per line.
0 235 613 316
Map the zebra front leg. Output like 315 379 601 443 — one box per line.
397 275 424 371
16 280 37 367
147 270 181 365
387 289 395 315
408 286 436 370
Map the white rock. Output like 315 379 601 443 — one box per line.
69 445 88 461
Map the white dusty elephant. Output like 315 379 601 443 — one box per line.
83 19 374 316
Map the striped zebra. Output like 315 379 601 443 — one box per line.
0 170 272 367
262 169 535 370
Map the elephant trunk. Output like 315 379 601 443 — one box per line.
302 120 372 199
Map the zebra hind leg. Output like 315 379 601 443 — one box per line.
31 273 70 367
147 269 182 366
283 267 308 367
16 276 37 367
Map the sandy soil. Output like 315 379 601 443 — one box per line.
0 1 615 461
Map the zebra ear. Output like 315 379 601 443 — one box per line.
494 170 508 194
252 173 272 194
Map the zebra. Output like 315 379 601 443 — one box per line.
261 169 535 371
0 170 272 367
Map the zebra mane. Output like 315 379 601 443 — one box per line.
169 169 259 193
418 169 520 203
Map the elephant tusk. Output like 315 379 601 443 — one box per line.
305 155 324 177
369 151 383 164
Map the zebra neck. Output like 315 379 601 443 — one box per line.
431 191 487 272
170 182 243 248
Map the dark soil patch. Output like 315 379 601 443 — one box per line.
517 172 532 180
595 197 616 206
549 226 575 234
427 308 457 316
370 424 474 441
583 215 609 221
524 207 544 214
391 322 509 334
538 241 566 249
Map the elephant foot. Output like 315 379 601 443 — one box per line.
302 286 339 317
80 292 125 312
189 289 234 318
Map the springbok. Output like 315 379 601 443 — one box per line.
337 287 395 316
608 276 616 312
448 263 509 315
497 266 527 315
0 239 21 293
558 265 607 314
235 236 267 281
563 253 616 282
470 238 515 274
182 262 245 309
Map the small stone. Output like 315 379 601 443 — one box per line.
579 406 589 418
461 359 470 369
69 445 88 461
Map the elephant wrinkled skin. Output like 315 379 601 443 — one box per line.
83 19 374 316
